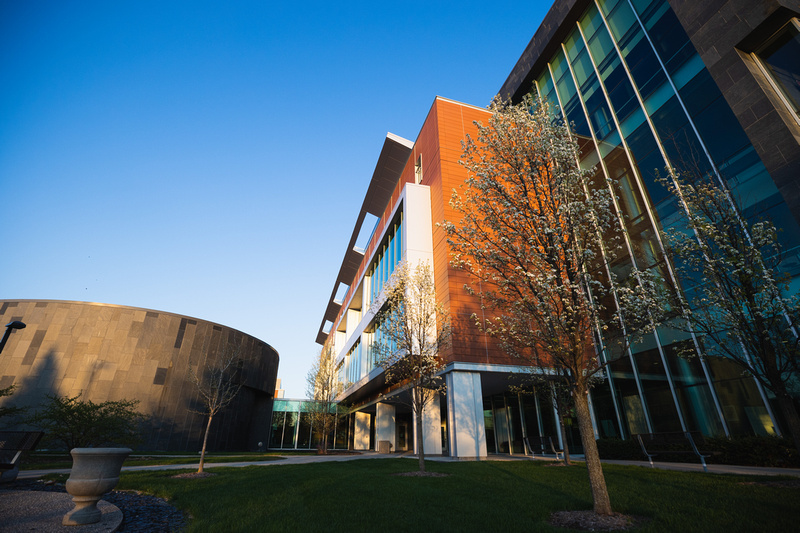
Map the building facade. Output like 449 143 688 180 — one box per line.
497 0 800 444
315 97 571 458
314 0 800 458
0 300 279 451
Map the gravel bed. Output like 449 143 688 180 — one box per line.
0 479 187 532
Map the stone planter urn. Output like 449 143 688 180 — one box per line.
63 447 131 526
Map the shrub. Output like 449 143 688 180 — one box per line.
596 435 799 467
705 435 798 467
596 438 643 460
28 393 144 450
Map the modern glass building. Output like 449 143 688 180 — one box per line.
498 0 800 442
310 0 800 458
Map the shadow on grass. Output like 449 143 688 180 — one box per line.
115 459 800 532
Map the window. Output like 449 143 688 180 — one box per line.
414 155 423 184
754 19 800 120
366 210 404 307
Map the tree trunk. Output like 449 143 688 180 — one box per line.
198 414 213 474
558 411 572 466
415 388 426 473
776 393 800 455
322 419 329 454
553 389 572 465
573 390 612 516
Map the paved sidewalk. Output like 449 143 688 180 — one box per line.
598 458 800 477
18 452 800 479
16 452 398 480
425 453 800 477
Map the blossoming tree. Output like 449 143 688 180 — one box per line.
444 96 655 516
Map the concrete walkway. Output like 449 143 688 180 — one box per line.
598 458 800 477
17 452 800 479
16 452 398 480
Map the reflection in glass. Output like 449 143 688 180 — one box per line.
706 356 777 436
591 379 622 438
662 341 724 436
282 412 298 449
608 356 649 435
483 398 496 453
297 412 313 449
758 21 800 115
269 411 285 448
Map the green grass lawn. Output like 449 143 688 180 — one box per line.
114 459 800 532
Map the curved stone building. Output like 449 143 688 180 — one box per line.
0 300 279 451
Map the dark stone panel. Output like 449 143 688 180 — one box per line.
498 0 589 103
0 300 279 452
153 367 168 385
670 0 800 225
174 318 188 349
22 330 45 365
129 320 143 340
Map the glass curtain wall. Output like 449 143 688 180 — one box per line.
366 211 404 308
366 312 399 373
484 390 567 455
527 0 800 439
338 209 406 387
344 340 362 387
268 400 349 450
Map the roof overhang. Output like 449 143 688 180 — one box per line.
315 132 413 345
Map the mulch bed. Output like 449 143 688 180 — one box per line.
1 478 187 532
392 471 450 477
170 472 215 479
738 479 800 489
549 510 637 531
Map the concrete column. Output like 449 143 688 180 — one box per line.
404 184 434 267
354 411 371 450
345 308 361 340
412 391 442 455
446 371 487 459
375 403 396 453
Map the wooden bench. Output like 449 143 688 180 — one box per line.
0 431 45 471
635 431 711 473
524 435 563 461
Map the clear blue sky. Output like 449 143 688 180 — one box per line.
0 0 548 397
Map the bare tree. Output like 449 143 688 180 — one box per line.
306 343 344 454
656 172 800 453
188 344 245 473
443 96 655 516
370 261 452 473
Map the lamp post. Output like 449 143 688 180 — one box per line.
0 320 26 356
